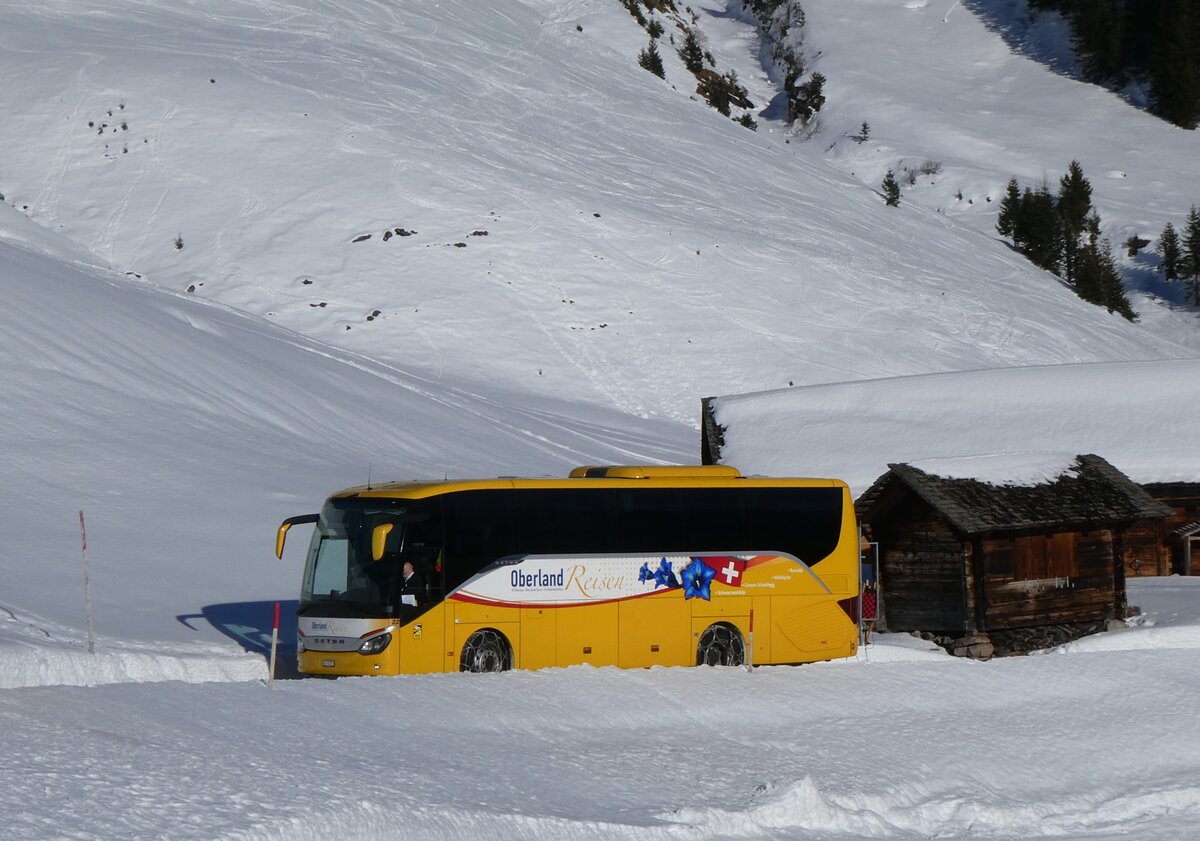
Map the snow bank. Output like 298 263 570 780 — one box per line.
0 607 265 688
666 773 1200 839
0 643 266 690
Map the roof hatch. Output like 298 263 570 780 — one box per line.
568 465 742 479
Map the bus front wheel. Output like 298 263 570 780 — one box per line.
460 629 513 673
697 623 746 667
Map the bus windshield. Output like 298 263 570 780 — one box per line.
300 497 433 617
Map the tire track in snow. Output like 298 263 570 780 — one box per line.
217 800 700 841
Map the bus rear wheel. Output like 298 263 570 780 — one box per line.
697 623 746 667
460 629 513 673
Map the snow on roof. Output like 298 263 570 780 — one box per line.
710 360 1200 496
857 455 1173 536
906 452 1080 486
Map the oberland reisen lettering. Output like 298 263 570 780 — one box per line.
512 568 565 588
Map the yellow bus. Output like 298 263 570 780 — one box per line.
275 465 860 676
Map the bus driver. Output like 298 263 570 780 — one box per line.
400 560 424 606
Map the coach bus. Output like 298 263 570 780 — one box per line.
274 465 860 676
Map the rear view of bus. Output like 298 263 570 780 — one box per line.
275 465 860 676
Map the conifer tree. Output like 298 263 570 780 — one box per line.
1057 161 1093 284
1012 186 1035 252
997 178 1021 240
638 40 665 78
620 0 647 26
882 170 900 207
1072 214 1135 319
788 73 826 125
1018 185 1062 274
1099 236 1132 321
1074 213 1105 305
1096 237 1137 320
1183 206 1200 305
1158 221 1182 282
677 29 705 75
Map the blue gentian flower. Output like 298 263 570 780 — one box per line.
682 557 715 600
654 558 680 589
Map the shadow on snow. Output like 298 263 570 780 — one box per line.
179 601 304 679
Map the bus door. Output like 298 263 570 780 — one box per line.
392 503 447 674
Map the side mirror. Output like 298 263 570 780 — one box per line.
371 523 394 562
276 514 318 559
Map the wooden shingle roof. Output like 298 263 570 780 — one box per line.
857 454 1172 537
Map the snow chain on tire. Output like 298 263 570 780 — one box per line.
460 628 513 673
696 622 746 667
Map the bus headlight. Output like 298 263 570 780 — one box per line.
359 632 392 656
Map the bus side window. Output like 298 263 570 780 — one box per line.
614 488 688 553
683 488 749 552
745 487 843 561
514 489 616 555
444 491 515 592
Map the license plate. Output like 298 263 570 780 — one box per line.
322 659 335 668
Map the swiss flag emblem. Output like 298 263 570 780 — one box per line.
701 556 747 587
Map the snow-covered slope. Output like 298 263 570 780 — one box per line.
805 0 1200 318
0 204 689 662
0 0 1193 425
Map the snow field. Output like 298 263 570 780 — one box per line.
4 579 1200 841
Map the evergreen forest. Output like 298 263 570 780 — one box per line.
1028 0 1200 128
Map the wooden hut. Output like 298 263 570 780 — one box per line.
856 455 1172 657
1122 483 1200 576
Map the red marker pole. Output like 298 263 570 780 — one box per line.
268 601 280 688
746 608 754 672
79 511 95 655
